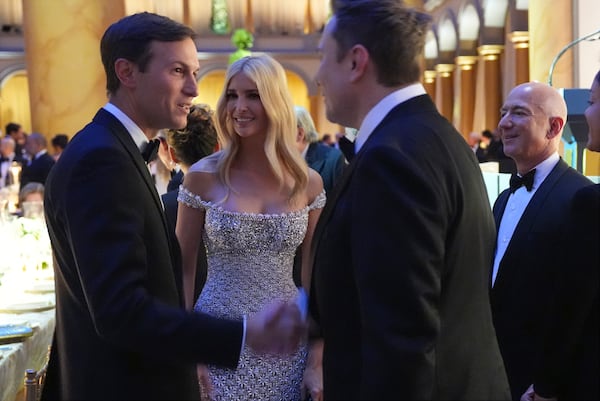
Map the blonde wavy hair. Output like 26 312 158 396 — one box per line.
215 54 308 200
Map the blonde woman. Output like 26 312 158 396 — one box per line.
176 54 324 400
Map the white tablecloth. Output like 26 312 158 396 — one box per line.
0 295 55 401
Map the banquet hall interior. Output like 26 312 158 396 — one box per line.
0 1 598 400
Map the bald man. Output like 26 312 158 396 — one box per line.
490 82 593 400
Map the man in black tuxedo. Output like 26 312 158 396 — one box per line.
42 12 304 401
20 132 55 189
490 81 593 400
308 1 510 399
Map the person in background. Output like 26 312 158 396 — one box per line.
294 105 345 194
489 81 593 401
176 54 324 401
4 122 28 163
20 132 55 189
161 133 185 192
162 103 218 302
520 70 599 401
467 130 482 152
18 181 44 204
319 133 335 147
50 133 69 161
309 0 509 399
42 13 304 400
0 136 25 188
17 181 44 218
292 105 345 292
475 129 493 162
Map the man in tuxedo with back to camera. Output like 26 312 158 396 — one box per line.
42 12 304 401
490 81 593 400
308 0 510 399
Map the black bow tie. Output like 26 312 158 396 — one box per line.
509 169 536 193
141 139 160 163
0 157 8 163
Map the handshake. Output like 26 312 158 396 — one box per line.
245 289 309 354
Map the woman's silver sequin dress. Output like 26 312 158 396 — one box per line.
178 186 326 401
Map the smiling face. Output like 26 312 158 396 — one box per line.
225 72 268 140
498 82 565 172
585 73 600 152
133 38 199 132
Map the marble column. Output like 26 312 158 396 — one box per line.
474 45 504 133
454 56 478 140
22 0 125 140
423 70 436 100
434 64 454 123
508 31 529 86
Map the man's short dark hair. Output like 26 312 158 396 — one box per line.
331 0 431 87
100 12 197 95
5 122 21 135
51 134 69 150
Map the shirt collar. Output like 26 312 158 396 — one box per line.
103 102 148 152
355 83 427 153
34 149 47 159
528 152 560 191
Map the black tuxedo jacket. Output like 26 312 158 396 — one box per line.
42 109 243 400
305 142 345 194
20 152 55 188
491 159 593 400
310 94 509 400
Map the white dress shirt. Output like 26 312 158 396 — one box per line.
0 153 14 188
491 152 560 286
103 102 149 152
355 83 427 154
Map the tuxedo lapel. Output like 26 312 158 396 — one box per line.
92 110 171 247
493 191 510 227
310 156 356 260
493 160 569 289
312 95 437 262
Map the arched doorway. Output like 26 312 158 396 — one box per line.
0 69 31 134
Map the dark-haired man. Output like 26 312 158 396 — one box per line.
43 12 303 400
309 0 509 399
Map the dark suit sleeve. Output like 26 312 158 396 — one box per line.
533 185 599 398
351 145 445 399
58 145 242 367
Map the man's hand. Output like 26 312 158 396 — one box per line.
246 300 306 355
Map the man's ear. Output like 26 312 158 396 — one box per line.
168 145 179 164
114 58 136 88
547 116 565 139
349 44 369 82
296 126 305 143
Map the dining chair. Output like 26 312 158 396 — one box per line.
23 346 50 401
